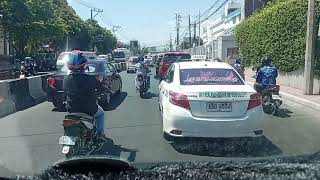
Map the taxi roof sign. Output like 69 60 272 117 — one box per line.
191 55 207 61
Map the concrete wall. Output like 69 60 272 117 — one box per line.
218 36 236 60
246 67 320 94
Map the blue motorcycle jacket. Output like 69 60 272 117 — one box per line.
256 65 278 88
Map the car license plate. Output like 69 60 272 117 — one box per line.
59 136 76 145
206 102 232 112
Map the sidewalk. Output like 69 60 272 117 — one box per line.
245 74 320 111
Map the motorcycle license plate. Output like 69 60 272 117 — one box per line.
272 95 281 100
59 136 76 145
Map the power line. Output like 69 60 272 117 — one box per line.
200 0 221 18
71 0 96 9
98 14 112 26
200 0 228 23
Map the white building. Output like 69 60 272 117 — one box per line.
183 0 269 62
201 2 241 61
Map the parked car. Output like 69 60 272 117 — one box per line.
47 60 122 110
158 52 191 78
159 61 264 140
127 56 139 73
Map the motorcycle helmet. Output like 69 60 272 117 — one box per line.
66 50 87 72
260 56 272 66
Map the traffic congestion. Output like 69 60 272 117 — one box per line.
1 0 320 179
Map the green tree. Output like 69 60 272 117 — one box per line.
86 19 117 53
0 0 66 57
0 0 117 56
235 0 320 75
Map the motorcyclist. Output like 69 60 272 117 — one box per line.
135 57 150 89
63 50 107 140
233 58 245 80
254 56 278 93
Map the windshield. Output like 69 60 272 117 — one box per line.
180 68 244 85
2 0 320 179
163 54 191 62
57 62 103 73
57 52 71 62
113 52 125 58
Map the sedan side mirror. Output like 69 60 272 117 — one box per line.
116 68 121 73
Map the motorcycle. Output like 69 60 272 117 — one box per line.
20 58 37 77
58 87 114 158
59 113 98 158
136 73 149 98
261 85 282 115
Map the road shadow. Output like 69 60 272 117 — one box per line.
142 92 159 99
170 136 282 157
104 92 128 111
66 138 138 163
276 108 293 118
92 140 138 163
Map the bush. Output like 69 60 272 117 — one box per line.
235 0 320 76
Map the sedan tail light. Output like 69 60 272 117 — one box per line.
169 91 191 110
47 76 56 88
247 93 262 110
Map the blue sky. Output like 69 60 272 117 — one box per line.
67 0 216 46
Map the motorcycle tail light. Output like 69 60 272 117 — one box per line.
273 85 280 92
248 93 262 110
47 76 56 87
63 119 80 127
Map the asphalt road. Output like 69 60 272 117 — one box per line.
0 68 320 177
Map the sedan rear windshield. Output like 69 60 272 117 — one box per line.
57 62 103 73
180 68 244 85
163 54 191 62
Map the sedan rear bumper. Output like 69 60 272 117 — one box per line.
163 105 264 138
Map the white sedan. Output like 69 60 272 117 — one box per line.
159 61 264 139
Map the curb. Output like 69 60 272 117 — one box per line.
246 81 320 111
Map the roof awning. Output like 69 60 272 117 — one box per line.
219 26 235 37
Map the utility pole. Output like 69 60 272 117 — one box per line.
175 13 182 51
90 8 103 26
111 25 121 37
304 0 317 95
198 10 201 47
169 33 173 51
188 15 192 48
65 33 69 52
90 8 103 51
193 23 197 48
